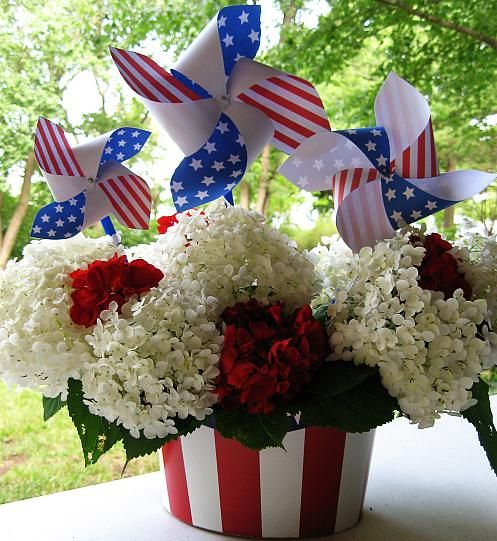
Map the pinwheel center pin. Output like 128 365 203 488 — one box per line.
217 94 232 110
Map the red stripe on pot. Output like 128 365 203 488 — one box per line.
215 431 262 536
299 427 346 537
162 439 192 525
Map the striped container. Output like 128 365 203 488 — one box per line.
159 425 375 538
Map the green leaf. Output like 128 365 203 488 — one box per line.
120 416 203 461
299 363 399 433
312 304 329 326
215 408 289 450
42 394 66 421
66 379 121 467
308 361 378 398
462 378 497 476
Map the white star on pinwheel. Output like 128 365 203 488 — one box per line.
131 130 140 137
171 181 184 192
204 141 217 154
69 198 78 206
231 169 242 179
117 129 125 136
371 128 382 137
347 129 357 135
32 225 41 234
116 152 125 160
216 122 229 134
298 176 309 187
212 161 225 172
366 141 376 152
292 156 303 167
218 15 227 27
104 146 112 155
391 210 403 222
68 215 77 223
234 53 244 62
248 29 259 43
222 34 234 47
385 188 396 201
202 176 215 186
176 196 189 207
133 143 142 151
47 229 56 237
313 159 324 171
55 219 64 227
334 158 344 169
226 182 237 191
376 155 387 167
64 232 72 238
238 10 249 24
425 200 438 210
195 190 209 200
228 154 241 165
54 205 64 213
403 187 415 199
190 158 203 171
236 134 245 145
410 209 422 219
118 140 126 147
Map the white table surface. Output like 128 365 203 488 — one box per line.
1 397 496 541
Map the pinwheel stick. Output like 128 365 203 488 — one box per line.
100 216 121 247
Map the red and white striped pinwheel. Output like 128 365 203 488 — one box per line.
110 4 329 211
32 118 152 240
280 72 496 251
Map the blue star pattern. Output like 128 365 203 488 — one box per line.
170 113 247 211
98 127 150 167
337 127 391 177
217 5 261 77
338 125 456 229
381 175 454 229
170 69 213 99
32 192 86 240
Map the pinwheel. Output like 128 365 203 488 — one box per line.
110 4 329 211
32 118 152 241
280 72 496 252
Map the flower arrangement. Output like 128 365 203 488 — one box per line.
1 204 496 475
1 4 497 537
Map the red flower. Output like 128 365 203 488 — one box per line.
413 233 472 299
69 253 163 327
157 214 178 234
157 210 206 234
215 300 329 414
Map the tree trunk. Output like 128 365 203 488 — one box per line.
256 145 271 214
239 179 250 210
0 152 36 268
442 157 456 234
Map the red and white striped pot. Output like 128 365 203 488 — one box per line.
159 425 375 538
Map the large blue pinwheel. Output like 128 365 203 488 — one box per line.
32 117 151 240
111 4 329 211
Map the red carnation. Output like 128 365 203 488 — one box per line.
69 253 163 327
157 214 179 234
215 300 329 414
413 233 472 299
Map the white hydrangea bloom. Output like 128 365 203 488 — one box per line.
84 286 223 439
131 202 320 318
0 235 118 398
312 230 497 428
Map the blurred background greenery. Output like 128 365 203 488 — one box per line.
0 0 496 503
